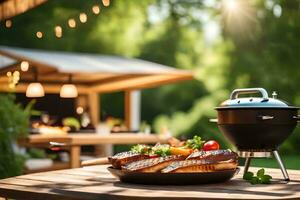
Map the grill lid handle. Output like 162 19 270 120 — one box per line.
230 88 269 100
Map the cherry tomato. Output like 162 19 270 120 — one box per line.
202 140 220 151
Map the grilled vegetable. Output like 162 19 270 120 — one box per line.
170 147 193 156
108 151 149 169
161 160 238 173
186 149 238 162
122 155 184 172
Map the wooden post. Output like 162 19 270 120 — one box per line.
125 90 141 131
88 92 100 126
87 93 111 156
125 91 131 130
69 146 81 168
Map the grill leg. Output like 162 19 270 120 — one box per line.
243 157 251 176
273 150 290 181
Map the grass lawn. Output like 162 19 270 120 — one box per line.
242 155 300 170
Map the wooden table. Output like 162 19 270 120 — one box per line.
0 165 300 200
18 133 167 169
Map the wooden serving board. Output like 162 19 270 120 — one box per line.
0 165 300 200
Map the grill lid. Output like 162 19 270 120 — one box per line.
216 88 295 109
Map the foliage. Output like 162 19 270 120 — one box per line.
27 148 47 159
243 168 272 184
0 94 31 178
222 0 300 154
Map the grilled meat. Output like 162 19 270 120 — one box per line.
161 159 238 173
109 151 149 169
186 149 238 163
122 155 185 172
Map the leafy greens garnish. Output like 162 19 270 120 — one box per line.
243 168 272 184
151 144 171 157
131 144 151 154
131 144 171 156
185 135 205 150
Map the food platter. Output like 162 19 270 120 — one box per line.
101 136 240 185
108 166 240 185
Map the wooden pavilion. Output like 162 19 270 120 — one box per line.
0 45 193 129
0 0 47 21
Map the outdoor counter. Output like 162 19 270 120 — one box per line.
18 133 168 169
0 165 300 200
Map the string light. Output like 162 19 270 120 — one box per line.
55 26 62 38
36 31 43 38
92 5 100 14
76 106 84 114
5 20 12 28
68 18 76 28
20 61 29 71
18 1 112 39
7 71 20 89
102 0 110 7
79 13 87 23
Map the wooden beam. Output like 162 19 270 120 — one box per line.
0 61 20 75
90 73 194 93
0 0 47 21
88 74 142 86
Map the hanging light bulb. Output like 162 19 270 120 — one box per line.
36 31 43 38
102 0 110 7
79 13 87 23
5 20 12 28
26 67 44 98
26 83 45 97
55 26 63 38
60 74 78 98
68 18 76 28
92 5 100 14
21 61 29 71
76 106 84 114
60 84 78 98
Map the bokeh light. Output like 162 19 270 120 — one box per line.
55 26 63 38
36 31 43 38
5 20 12 28
79 13 88 23
102 0 110 7
20 61 29 71
92 5 100 15
221 0 257 37
68 19 76 28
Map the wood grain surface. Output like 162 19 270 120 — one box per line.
18 133 167 146
1 165 300 200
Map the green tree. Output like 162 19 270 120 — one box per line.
222 0 300 153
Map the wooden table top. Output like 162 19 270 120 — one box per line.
1 165 300 200
18 133 167 146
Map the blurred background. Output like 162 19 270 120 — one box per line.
0 0 300 177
